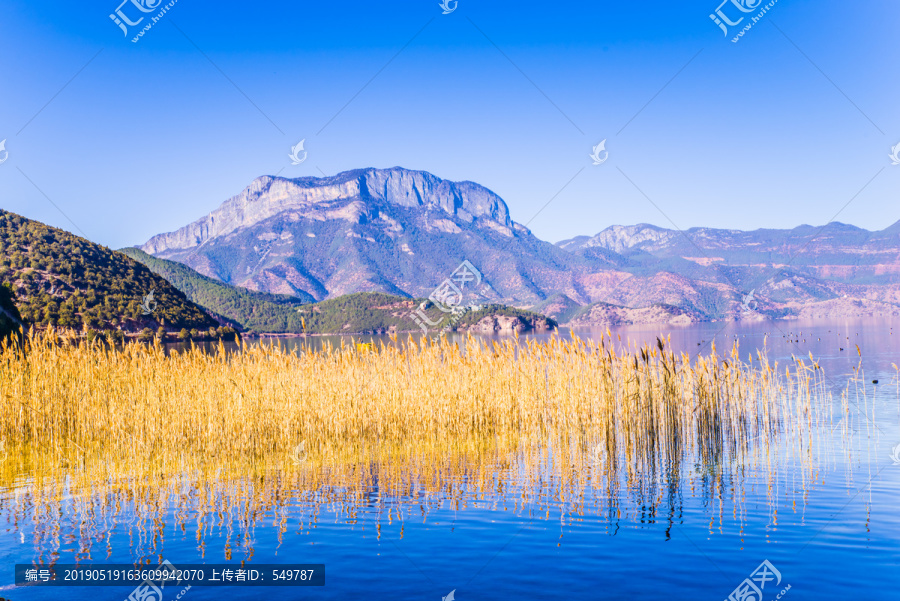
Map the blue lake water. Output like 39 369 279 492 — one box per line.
1 317 898 600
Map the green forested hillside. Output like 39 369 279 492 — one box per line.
116 248 552 335
121 249 460 334
120 247 310 332
296 293 556 335
298 292 419 334
0 209 217 332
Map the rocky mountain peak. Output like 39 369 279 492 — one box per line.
360 167 512 226
140 167 514 255
558 223 675 253
133 168 900 319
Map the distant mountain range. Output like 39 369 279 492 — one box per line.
553 221 900 323
138 167 900 325
2 166 897 337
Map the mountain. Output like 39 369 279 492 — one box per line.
557 221 900 286
558 224 676 254
138 168 900 323
556 221 900 317
0 209 217 333
138 167 605 306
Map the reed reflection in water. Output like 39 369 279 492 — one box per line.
0 330 855 567
3 428 841 567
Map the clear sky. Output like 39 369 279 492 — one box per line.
0 0 897 249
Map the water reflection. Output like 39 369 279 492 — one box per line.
3 422 844 567
2 320 895 601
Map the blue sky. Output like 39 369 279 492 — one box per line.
0 0 897 249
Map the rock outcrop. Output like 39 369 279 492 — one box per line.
464 314 556 334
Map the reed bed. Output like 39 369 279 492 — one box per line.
0 329 872 563
1 323 856 561
0 328 836 465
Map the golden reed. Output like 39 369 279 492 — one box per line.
0 328 838 459
0 327 865 562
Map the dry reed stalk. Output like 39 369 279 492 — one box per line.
0 328 835 464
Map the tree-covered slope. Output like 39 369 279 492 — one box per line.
121 248 552 335
296 293 555 335
120 247 311 332
0 209 216 332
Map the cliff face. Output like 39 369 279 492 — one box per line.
141 168 515 255
139 167 593 304
138 167 900 324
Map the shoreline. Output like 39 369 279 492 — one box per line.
11 307 897 342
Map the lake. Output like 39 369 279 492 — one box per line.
2 317 898 600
